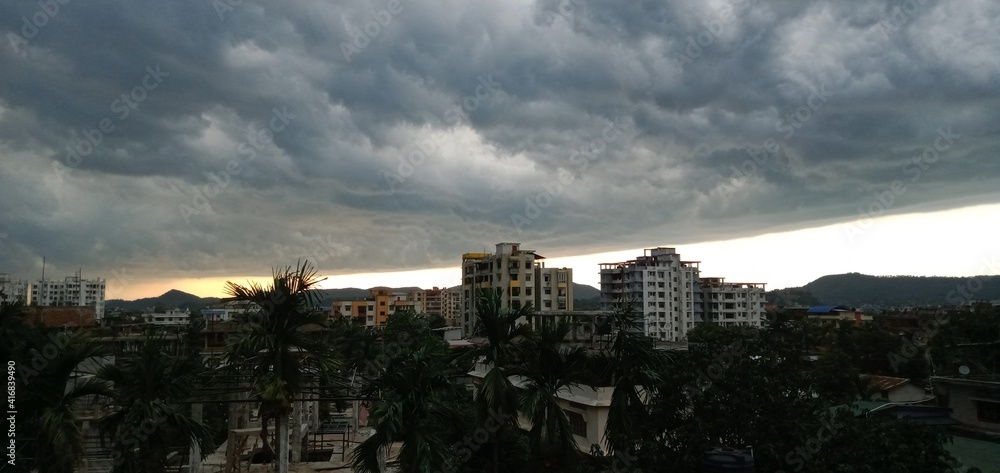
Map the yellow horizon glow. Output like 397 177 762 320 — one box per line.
107 201 1000 300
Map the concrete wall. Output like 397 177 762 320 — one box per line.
937 381 1000 432
887 383 927 403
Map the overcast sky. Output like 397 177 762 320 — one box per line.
1 0 998 299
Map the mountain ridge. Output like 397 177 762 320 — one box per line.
767 272 1000 307
107 283 604 312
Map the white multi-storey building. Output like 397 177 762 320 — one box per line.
600 248 766 341
700 277 767 328
29 274 107 319
0 273 30 303
461 242 573 336
142 309 192 325
599 247 703 341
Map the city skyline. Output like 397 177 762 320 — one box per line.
24 200 992 301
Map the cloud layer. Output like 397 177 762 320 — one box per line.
1 0 998 282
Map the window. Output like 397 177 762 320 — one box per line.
564 410 587 437
978 401 1000 424
937 394 950 408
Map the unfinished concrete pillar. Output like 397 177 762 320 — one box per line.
290 400 304 463
190 403 203 473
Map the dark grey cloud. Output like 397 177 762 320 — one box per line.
1 0 998 286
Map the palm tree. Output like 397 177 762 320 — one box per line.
510 317 590 470
17 326 111 473
0 293 32 363
96 334 214 472
223 260 339 473
472 287 535 473
600 300 668 460
350 332 463 472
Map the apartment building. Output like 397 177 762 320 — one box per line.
331 287 433 327
700 277 767 328
201 300 261 323
600 248 768 341
0 273 29 303
423 287 443 316
29 274 107 319
599 247 703 341
441 286 461 326
141 308 192 325
461 242 573 336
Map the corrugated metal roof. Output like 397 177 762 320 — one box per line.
807 305 850 313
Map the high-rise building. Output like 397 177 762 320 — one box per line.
0 273 29 303
599 247 703 341
461 242 573 336
599 247 765 341
29 274 107 319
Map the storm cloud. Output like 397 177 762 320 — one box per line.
1 0 998 283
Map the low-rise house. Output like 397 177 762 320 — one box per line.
468 360 613 453
862 375 929 403
802 305 872 326
932 376 1000 434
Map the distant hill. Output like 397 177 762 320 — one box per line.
573 283 601 310
106 289 221 312
109 283 604 312
573 283 600 300
767 273 1000 308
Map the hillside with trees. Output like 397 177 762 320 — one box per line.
768 273 1000 307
